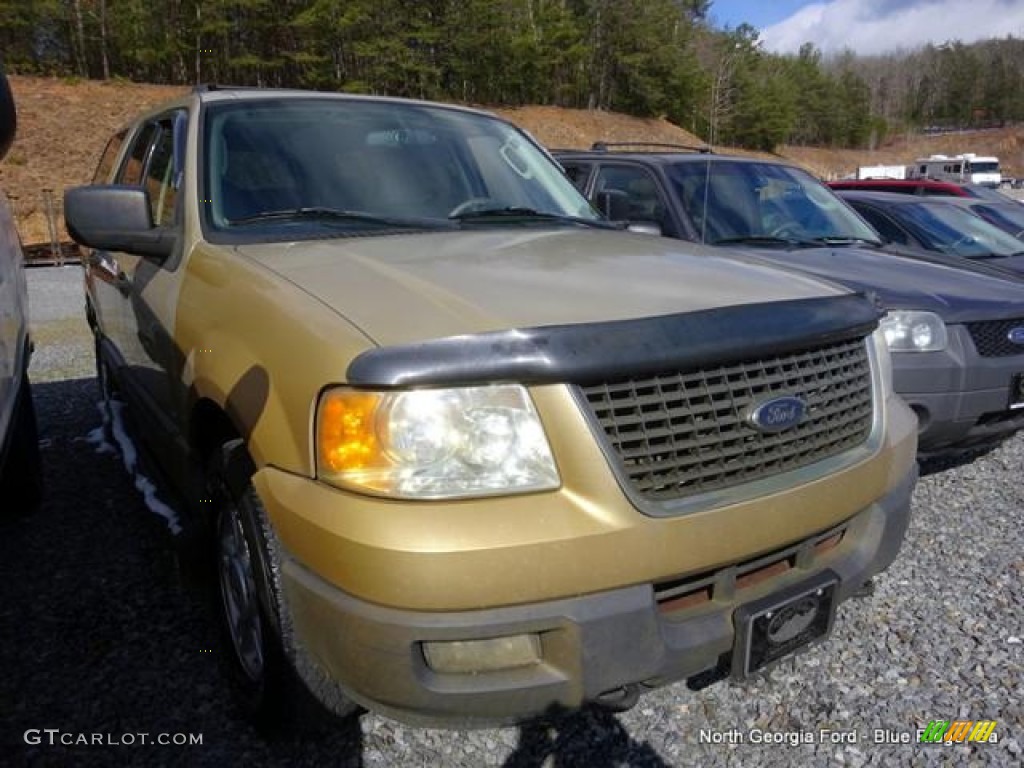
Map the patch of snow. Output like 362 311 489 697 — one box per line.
94 399 182 536
84 407 116 455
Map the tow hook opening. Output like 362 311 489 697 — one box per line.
852 578 875 599
686 654 732 691
593 683 641 712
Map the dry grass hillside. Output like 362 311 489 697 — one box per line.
3 74 1024 245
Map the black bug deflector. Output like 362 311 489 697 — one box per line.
346 293 881 388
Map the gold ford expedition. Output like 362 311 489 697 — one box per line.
65 87 918 730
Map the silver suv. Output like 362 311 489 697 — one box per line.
0 71 42 514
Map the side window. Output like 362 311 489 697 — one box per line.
92 130 128 184
117 123 158 186
113 116 182 228
145 120 178 227
594 165 667 225
560 162 592 194
856 206 910 245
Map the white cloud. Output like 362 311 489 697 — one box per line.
761 0 1024 56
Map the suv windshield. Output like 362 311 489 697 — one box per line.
973 203 1024 239
201 98 597 239
897 201 1024 258
667 161 880 247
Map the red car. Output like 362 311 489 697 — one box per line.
828 178 1010 202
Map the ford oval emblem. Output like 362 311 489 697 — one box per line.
746 396 806 433
1007 327 1024 346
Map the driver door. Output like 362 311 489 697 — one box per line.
102 112 188 465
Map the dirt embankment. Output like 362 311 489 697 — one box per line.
3 74 1023 246
1 77 185 245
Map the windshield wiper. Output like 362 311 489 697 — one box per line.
228 207 452 230
712 235 821 248
713 235 883 249
449 206 617 229
811 236 884 247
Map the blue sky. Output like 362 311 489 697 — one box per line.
708 0 1024 55
710 0 814 30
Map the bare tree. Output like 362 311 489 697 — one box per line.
99 0 110 79
71 0 88 77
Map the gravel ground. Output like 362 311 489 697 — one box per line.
2 265 1021 767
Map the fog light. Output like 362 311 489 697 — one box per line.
422 634 541 674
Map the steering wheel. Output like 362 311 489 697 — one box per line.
766 221 804 240
448 197 499 218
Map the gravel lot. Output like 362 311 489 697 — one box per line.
2 265 1022 767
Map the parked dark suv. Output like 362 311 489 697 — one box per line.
835 189 1024 275
556 145 1024 464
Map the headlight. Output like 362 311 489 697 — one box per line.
316 384 560 499
879 311 948 352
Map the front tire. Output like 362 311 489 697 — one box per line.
217 494 268 688
209 441 356 733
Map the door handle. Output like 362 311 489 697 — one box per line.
115 269 132 297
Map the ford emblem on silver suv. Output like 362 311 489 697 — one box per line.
746 396 806 433
1007 327 1024 346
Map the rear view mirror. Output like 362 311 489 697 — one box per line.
65 185 174 261
0 71 15 162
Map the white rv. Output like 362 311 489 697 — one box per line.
856 164 907 179
907 153 1001 187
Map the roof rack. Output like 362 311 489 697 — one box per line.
590 141 713 154
191 83 270 93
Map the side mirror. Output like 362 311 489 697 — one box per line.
594 189 662 235
595 188 632 221
64 185 174 261
0 71 16 162
626 221 662 237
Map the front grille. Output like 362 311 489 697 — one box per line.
578 337 874 504
966 319 1024 357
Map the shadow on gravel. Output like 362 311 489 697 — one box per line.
1 378 366 766
504 706 670 767
4 377 670 767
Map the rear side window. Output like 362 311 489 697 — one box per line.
855 205 911 245
560 162 593 193
92 130 127 184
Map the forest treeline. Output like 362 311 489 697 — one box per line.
3 1 1024 152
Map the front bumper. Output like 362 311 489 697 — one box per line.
274 464 916 726
892 325 1024 457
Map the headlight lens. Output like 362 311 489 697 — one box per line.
316 384 560 499
879 311 948 352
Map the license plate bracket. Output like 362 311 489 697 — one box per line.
731 572 838 678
